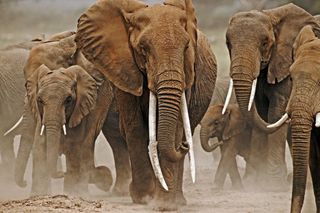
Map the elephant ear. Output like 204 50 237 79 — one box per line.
62 65 98 128
222 105 247 141
293 25 317 58
75 0 147 96
188 30 217 131
25 64 52 116
164 0 198 89
263 3 318 84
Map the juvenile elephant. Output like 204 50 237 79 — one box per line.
200 104 251 190
269 25 320 213
75 0 217 210
15 34 131 196
223 3 320 190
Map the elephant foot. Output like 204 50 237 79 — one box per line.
15 177 27 188
212 183 223 191
90 166 113 192
129 181 154 204
112 184 130 196
151 190 178 211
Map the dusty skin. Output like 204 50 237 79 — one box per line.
0 129 316 212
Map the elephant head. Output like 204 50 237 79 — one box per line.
200 104 246 152
223 3 319 131
75 0 216 188
25 64 98 176
270 25 320 212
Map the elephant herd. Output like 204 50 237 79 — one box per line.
1 0 320 212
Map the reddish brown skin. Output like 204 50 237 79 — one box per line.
76 0 217 210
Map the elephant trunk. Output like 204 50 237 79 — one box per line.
231 56 279 133
289 83 314 213
45 119 62 177
200 126 216 152
156 74 185 162
290 109 312 213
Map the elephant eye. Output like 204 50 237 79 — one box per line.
37 97 44 105
65 96 73 105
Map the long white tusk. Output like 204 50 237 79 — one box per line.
222 79 233 115
181 92 196 183
267 113 289 128
248 79 257 111
315 113 320 127
4 116 23 136
40 124 45 136
148 92 168 191
62 124 67 135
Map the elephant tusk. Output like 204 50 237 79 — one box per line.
40 124 45 136
222 79 233 115
267 113 289 128
181 92 196 183
148 91 169 191
248 79 257 111
315 113 320 127
4 115 23 136
62 124 67 135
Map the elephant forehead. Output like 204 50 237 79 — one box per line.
134 4 185 22
39 74 73 87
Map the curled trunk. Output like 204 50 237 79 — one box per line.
200 126 216 152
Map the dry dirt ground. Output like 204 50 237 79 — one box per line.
0 129 317 213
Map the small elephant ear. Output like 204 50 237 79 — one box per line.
63 65 98 128
25 64 52 116
75 0 147 96
222 105 247 141
293 25 317 58
263 3 318 84
188 31 217 130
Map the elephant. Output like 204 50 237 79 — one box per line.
15 33 131 196
200 104 251 190
0 35 50 181
75 0 217 210
268 25 320 213
223 3 320 190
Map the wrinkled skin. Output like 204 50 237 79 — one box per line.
226 3 319 190
200 104 252 190
284 25 320 213
76 0 217 210
16 34 131 196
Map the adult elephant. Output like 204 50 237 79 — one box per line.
223 3 319 190
75 0 217 210
270 25 320 213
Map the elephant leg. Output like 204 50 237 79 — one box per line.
15 103 36 187
310 130 320 210
247 128 268 186
64 139 81 195
115 89 155 204
102 121 130 195
224 141 243 190
213 145 228 190
266 103 289 190
0 135 15 181
31 122 50 195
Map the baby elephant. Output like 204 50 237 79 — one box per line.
200 104 252 190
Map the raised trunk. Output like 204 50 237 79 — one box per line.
200 126 216 152
157 78 185 162
290 109 312 213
